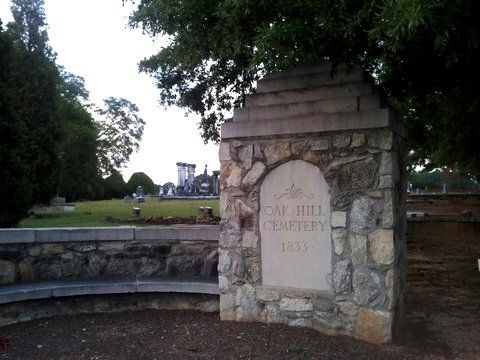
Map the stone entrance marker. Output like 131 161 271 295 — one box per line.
260 160 331 291
219 63 406 344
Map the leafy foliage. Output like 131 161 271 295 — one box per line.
104 169 128 199
0 0 62 226
129 0 480 177
0 26 32 227
57 98 102 201
126 172 155 195
96 97 145 176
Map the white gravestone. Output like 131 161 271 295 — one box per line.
260 160 331 290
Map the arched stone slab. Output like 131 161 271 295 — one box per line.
260 160 331 290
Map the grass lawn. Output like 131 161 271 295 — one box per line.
19 198 220 228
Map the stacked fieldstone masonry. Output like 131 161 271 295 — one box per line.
219 63 406 344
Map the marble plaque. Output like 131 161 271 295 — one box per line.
260 160 331 290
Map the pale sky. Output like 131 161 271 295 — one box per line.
0 0 220 185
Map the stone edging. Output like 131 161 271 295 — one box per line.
0 225 220 244
0 277 219 305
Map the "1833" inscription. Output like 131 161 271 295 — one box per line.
282 241 308 253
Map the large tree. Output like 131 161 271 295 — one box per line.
96 97 145 176
128 0 480 178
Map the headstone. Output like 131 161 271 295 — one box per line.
136 186 145 203
260 160 331 290
218 63 406 344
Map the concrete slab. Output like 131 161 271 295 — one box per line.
0 283 52 304
136 277 219 295
134 227 179 241
95 227 135 241
35 228 97 243
0 229 35 244
50 279 136 297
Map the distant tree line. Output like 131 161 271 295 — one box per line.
0 0 144 226
408 169 478 190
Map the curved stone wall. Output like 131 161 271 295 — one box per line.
0 226 220 326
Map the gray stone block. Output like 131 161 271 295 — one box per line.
95 227 134 241
136 277 219 295
257 70 363 93
173 225 220 241
50 279 136 297
0 229 35 244
35 228 97 243
234 96 380 123
135 226 219 242
222 109 391 139
135 226 178 241
246 82 373 108
0 283 52 304
262 63 343 81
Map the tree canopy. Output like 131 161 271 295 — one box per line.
96 97 145 176
126 172 155 195
0 0 145 225
128 0 480 178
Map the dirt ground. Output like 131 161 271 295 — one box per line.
1 200 479 359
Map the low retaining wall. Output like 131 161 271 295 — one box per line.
0 226 220 326
0 226 219 284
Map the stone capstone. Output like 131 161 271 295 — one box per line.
332 260 352 294
368 229 394 265
353 269 383 306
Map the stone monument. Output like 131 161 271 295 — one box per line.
218 63 406 344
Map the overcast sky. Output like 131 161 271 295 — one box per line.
0 0 220 185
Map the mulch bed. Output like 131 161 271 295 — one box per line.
1 309 426 360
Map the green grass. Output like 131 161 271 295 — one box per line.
19 198 220 228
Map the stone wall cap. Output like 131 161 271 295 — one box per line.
222 109 404 139
0 225 220 244
0 229 35 244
